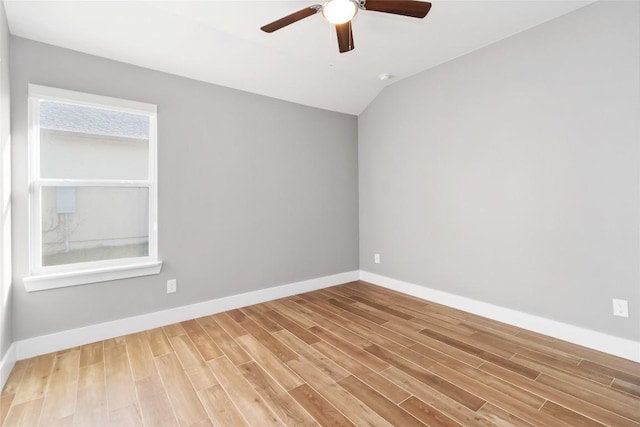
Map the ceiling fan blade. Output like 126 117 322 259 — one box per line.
363 0 432 18
336 22 355 53
261 6 321 33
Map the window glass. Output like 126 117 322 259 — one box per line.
39 101 149 180
41 186 149 266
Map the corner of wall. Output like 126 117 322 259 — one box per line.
0 342 16 391
0 0 14 377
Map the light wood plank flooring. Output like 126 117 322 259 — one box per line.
2 281 639 426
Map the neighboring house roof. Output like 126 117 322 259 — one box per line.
40 101 149 140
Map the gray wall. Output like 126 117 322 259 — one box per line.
11 37 359 340
359 1 640 340
0 1 12 360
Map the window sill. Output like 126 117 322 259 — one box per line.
23 260 163 292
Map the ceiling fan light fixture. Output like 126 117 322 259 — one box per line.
322 0 358 25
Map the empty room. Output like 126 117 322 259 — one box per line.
0 0 639 425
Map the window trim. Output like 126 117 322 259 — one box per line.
24 84 161 292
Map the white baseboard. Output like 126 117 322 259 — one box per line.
0 342 16 391
14 270 359 360
359 271 640 363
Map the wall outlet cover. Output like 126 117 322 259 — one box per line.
167 279 177 294
612 299 629 318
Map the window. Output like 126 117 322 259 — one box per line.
24 85 161 291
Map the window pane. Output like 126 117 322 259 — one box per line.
39 101 149 180
41 186 149 266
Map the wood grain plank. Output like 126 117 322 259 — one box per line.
380 367 496 427
12 354 55 405
181 319 224 360
428 363 566 427
1 359 28 396
124 332 156 380
162 323 186 338
240 307 283 333
103 337 124 349
40 350 80 425
476 403 535 427
382 320 485 367
264 310 319 345
0 394 15 426
207 356 282 427
239 318 298 363
73 361 108 426
79 342 103 368
359 371 412 405
328 298 387 324
536 373 640 422
311 339 378 378
578 359 640 386
513 353 640 409
264 299 316 328
107 404 142 426
227 309 247 323
168 334 204 371
339 294 415 321
289 298 372 347
274 330 350 382
197 385 249 427
517 329 640 376
135 375 179 427
405 310 480 338
613 378 640 397
238 361 318 426
196 315 252 365
469 329 582 366
154 352 209 426
365 344 486 411
104 345 137 412
289 384 355 427
312 289 356 306
295 295 346 318
345 283 429 312
438 358 545 410
479 361 638 427
212 312 248 338
287 358 393 427
337 375 424 427
186 361 220 392
309 326 389 372
399 396 464 427
419 329 539 379
3 397 44 427
145 328 173 357
276 331 409 403
539 401 606 427
342 328 439 373
236 334 303 391
336 310 417 348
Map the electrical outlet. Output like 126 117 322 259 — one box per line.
612 299 628 317
167 279 177 294
374 253 380 264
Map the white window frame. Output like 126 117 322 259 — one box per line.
23 84 162 292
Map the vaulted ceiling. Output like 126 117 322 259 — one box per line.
4 1 593 114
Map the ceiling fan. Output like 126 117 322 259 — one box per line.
260 0 432 53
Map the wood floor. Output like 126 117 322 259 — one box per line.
2 281 640 426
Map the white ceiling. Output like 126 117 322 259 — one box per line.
4 0 593 115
